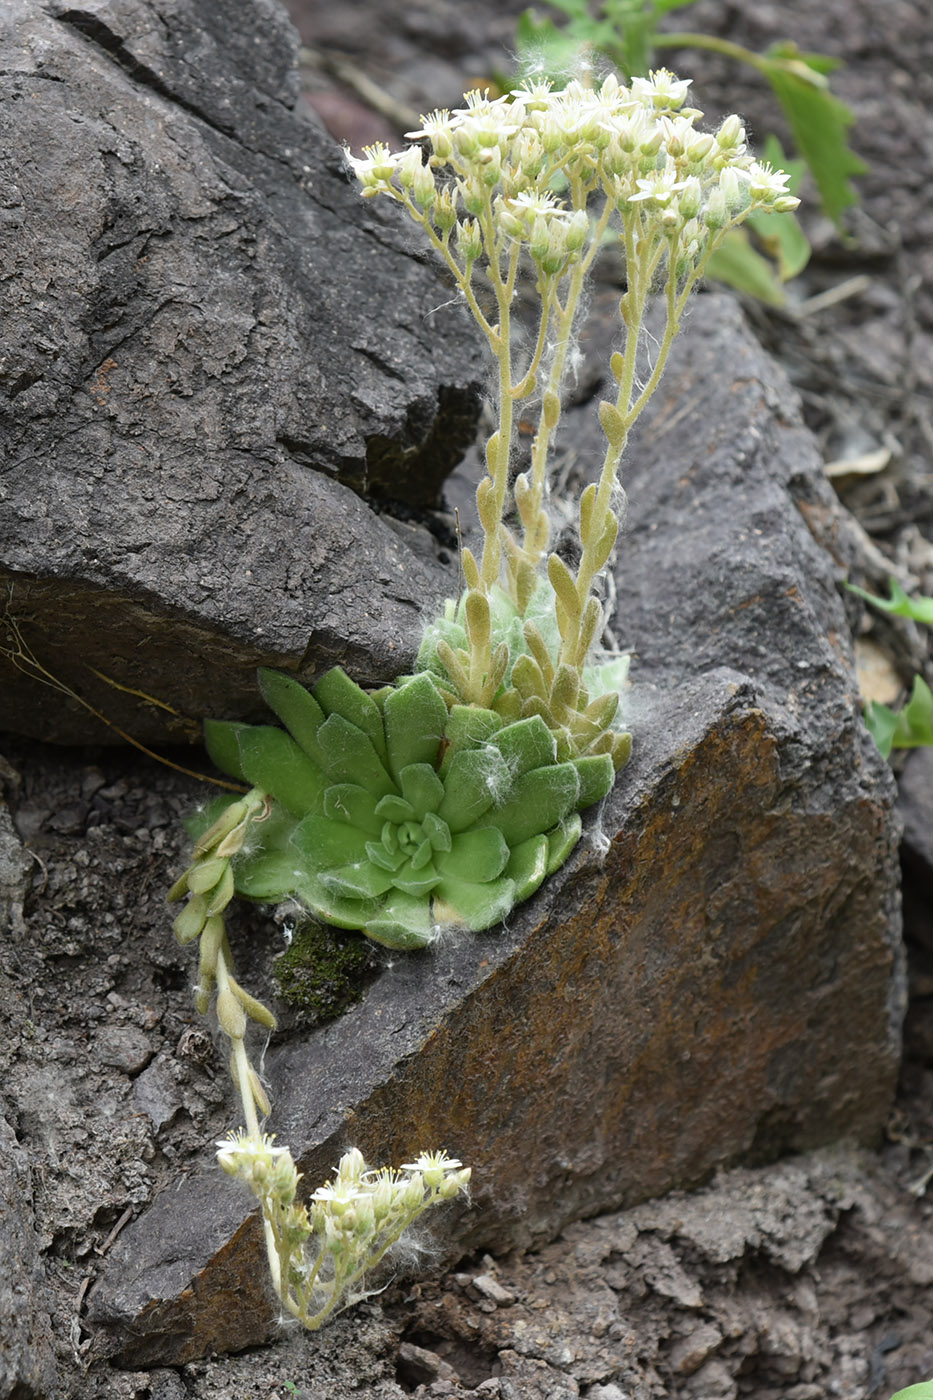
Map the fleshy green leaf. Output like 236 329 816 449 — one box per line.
442 705 504 760
437 747 509 832
292 871 379 931
323 784 383 836
546 813 583 873
399 763 446 820
236 727 327 818
364 891 434 949
482 763 581 847
203 720 250 783
375 793 416 824
392 858 441 897
382 673 448 783
315 713 395 797
434 874 517 931
233 851 300 901
292 814 370 871
889 1384 933 1400
312 667 388 764
257 669 327 763
440 827 511 884
320 861 396 900
506 833 550 901
492 714 557 777
572 753 615 808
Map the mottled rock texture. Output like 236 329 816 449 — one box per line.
0 1110 58 1400
0 0 484 744
88 296 905 1365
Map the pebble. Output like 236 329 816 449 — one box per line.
94 1025 153 1075
472 1273 516 1306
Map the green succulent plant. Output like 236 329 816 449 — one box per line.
185 665 616 951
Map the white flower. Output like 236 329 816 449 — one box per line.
631 68 692 111
401 1150 464 1188
744 160 796 204
405 109 455 160
627 165 689 207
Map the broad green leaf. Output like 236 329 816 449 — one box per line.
320 861 395 900
492 714 557 777
434 874 517 932
572 752 615 808
399 763 446 821
889 1383 933 1400
436 747 508 832
323 783 382 836
763 45 867 225
391 858 442 897
440 827 511 884
383 673 448 784
312 667 388 765
236 727 327 818
442 705 504 763
292 871 378 931
506 834 550 901
364 891 434 949
203 720 250 783
257 669 327 764
315 713 395 797
546 813 583 873
481 763 580 847
233 850 300 901
847 578 933 625
292 813 370 871
705 229 787 305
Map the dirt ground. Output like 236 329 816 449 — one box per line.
3 0 933 1397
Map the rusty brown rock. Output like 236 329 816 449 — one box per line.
88 297 904 1365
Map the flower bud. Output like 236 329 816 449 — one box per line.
456 218 483 263
686 132 714 166
704 186 728 228
433 189 458 231
716 114 745 151
411 161 436 208
565 208 589 252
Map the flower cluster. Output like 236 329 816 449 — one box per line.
217 1135 470 1330
347 70 798 737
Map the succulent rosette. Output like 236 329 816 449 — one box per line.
199 666 615 949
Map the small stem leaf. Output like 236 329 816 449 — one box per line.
547 553 582 626
461 548 481 591
191 798 249 859
217 986 247 1040
484 431 501 478
436 639 471 697
227 975 278 1031
511 653 548 703
550 664 581 717
598 400 626 447
579 482 597 543
205 861 236 917
523 620 556 690
173 893 208 944
464 589 492 656
542 389 561 430
593 511 619 573
476 478 500 536
187 856 228 896
577 596 604 661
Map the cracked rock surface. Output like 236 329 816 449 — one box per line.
0 0 483 744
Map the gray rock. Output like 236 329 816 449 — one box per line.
87 298 904 1365
0 0 483 745
0 1109 58 1400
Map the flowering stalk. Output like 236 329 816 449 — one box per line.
348 68 799 709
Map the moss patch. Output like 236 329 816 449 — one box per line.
273 919 379 1026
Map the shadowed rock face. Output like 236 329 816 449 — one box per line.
0 0 484 744
87 295 904 1365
